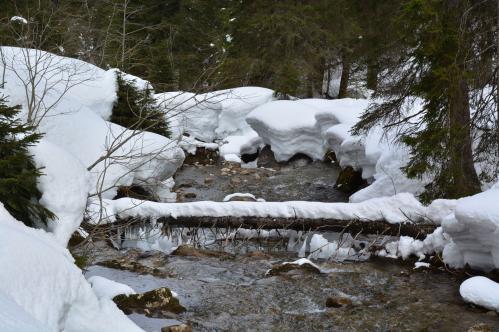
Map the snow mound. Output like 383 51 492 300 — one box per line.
157 87 273 145
246 100 326 161
88 276 136 300
30 139 91 246
0 204 142 332
460 277 499 312
1 46 184 238
442 184 499 271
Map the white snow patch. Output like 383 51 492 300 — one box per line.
88 276 136 300
460 276 499 312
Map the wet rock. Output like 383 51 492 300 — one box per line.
183 192 197 199
267 260 322 276
113 287 185 318
184 147 219 165
467 323 493 332
225 194 258 202
288 153 313 168
230 177 242 184
326 296 353 308
162 324 192 332
335 166 367 195
257 146 281 169
97 258 169 278
204 177 214 184
172 245 233 259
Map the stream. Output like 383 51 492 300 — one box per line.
83 160 499 331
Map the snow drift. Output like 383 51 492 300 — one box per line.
0 204 143 332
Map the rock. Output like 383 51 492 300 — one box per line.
183 192 197 199
225 194 258 202
254 174 261 181
230 176 242 184
257 146 281 169
183 147 219 165
113 287 185 318
162 324 192 332
335 166 367 195
326 296 353 308
467 323 493 332
172 245 233 259
267 261 322 276
204 177 214 184
97 259 169 278
288 153 313 168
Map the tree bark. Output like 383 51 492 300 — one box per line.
155 216 436 240
366 60 379 92
338 54 351 99
447 76 481 198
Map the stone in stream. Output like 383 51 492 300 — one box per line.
162 324 192 332
256 145 281 169
113 287 185 318
325 296 353 308
266 259 322 276
172 244 234 259
97 258 170 278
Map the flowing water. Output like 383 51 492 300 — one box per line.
83 160 499 331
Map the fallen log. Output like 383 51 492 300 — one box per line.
157 216 436 239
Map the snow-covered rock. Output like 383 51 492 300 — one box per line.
0 204 142 332
88 276 136 300
442 184 499 271
246 100 327 161
460 277 499 312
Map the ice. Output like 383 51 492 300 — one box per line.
460 276 499 312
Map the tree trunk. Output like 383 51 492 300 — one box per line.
447 76 481 198
154 216 436 240
497 0 499 161
366 60 379 92
338 54 350 99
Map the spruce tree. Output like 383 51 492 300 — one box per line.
0 97 55 227
110 73 170 137
353 0 488 201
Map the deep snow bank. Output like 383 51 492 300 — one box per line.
442 183 499 271
156 87 273 161
246 97 425 201
0 204 142 332
0 46 184 241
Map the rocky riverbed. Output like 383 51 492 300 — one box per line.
81 160 499 331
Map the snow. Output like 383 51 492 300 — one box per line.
10 16 28 24
414 262 430 269
88 276 136 300
0 290 50 332
441 184 499 271
0 204 143 332
157 87 273 146
1 46 184 239
460 277 499 312
246 97 426 201
223 193 257 202
30 139 91 246
88 193 426 225
307 234 356 261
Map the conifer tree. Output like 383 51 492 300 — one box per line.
354 0 489 201
0 97 55 227
111 73 170 137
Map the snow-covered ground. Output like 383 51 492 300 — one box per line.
0 46 184 245
0 204 143 332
